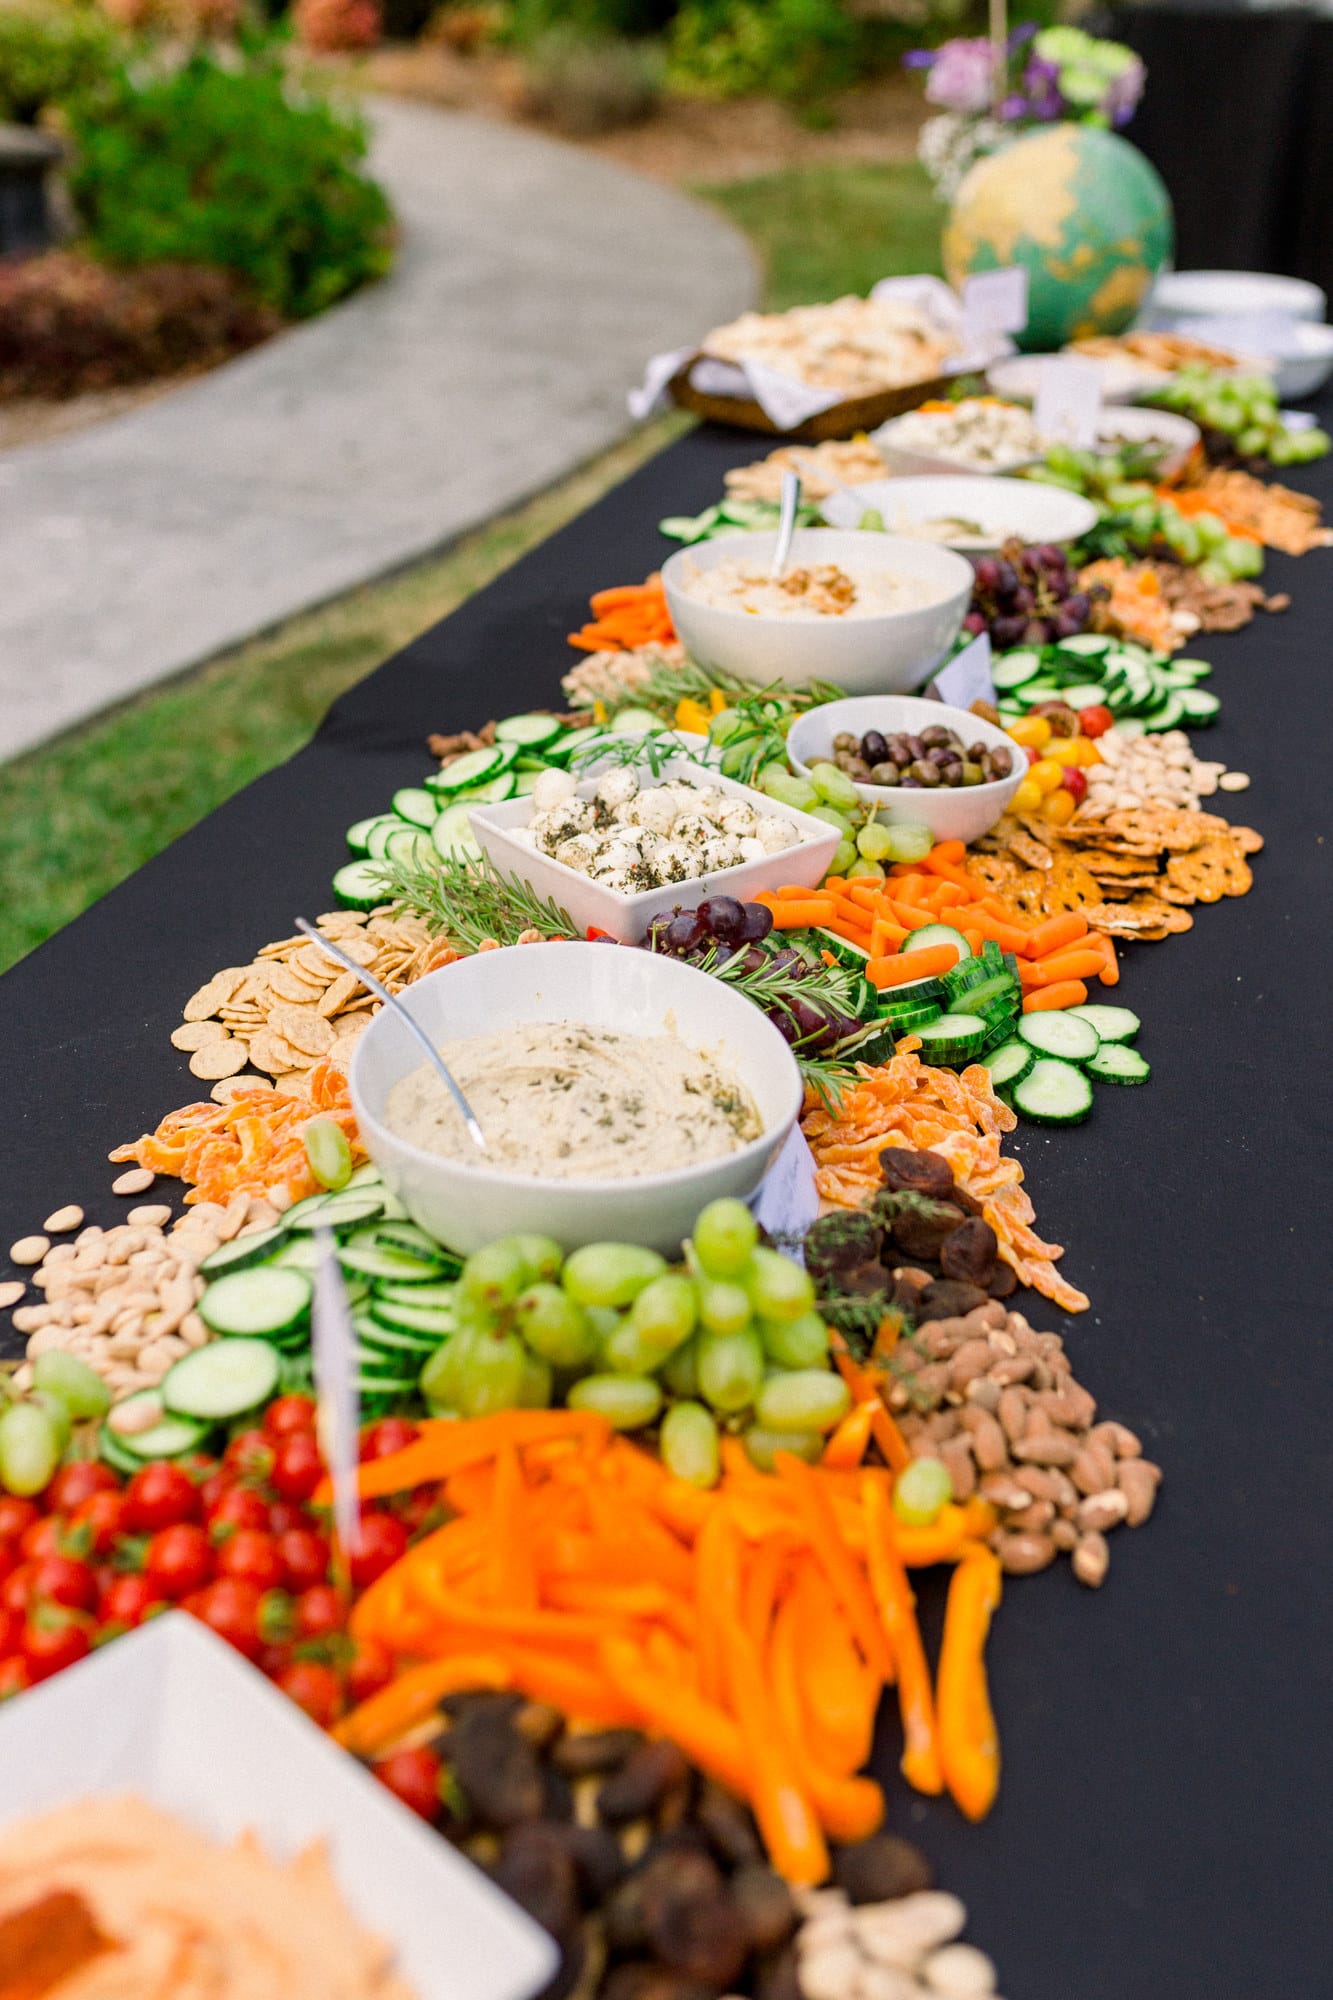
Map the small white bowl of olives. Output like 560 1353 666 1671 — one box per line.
786 694 1023 846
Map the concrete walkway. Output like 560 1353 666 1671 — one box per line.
0 100 757 761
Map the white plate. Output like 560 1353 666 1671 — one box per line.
821 475 1097 554
988 351 1171 405
1147 269 1326 325
468 753 839 944
0 1613 557 2000
786 694 1023 846
1089 406 1201 476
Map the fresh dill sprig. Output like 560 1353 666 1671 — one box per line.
372 847 578 952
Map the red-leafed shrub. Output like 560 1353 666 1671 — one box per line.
0 252 281 399
293 0 383 52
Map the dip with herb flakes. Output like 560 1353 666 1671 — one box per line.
679 556 942 620
385 1022 761 1179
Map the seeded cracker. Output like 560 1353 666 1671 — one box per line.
188 1038 249 1080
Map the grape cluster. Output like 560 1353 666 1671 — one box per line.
643 900 861 1053
962 539 1092 650
417 1203 849 1484
644 894 773 957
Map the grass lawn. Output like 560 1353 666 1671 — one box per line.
0 158 943 976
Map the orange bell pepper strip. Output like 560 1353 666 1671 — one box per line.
333 1653 514 1756
861 1477 943 1795
775 1453 890 1681
788 1560 881 1775
821 1400 875 1470
769 1591 885 1844
599 1635 753 1801
718 1584 829 1885
936 1544 1003 1821
319 1410 610 1505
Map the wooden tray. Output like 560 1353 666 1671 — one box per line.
667 362 958 443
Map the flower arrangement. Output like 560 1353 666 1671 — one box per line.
906 24 1147 200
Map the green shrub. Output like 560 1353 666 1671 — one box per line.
65 45 394 321
0 1 119 125
521 24 662 133
667 0 865 105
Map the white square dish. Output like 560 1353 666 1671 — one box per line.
0 1612 557 2000
467 755 841 943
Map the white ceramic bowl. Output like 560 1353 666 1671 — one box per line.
786 694 1023 845
821 475 1097 554
661 529 974 696
1268 321 1333 400
468 754 839 945
1147 269 1327 326
871 407 1040 478
1087 405 1202 476
349 942 804 1256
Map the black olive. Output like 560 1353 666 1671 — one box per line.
861 729 889 765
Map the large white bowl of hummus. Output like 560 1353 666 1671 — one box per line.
661 528 974 695
350 942 804 1255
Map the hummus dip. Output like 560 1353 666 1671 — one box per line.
0 1796 414 1999
385 1021 761 1180
680 556 941 620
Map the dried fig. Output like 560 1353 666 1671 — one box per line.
938 1217 999 1287
916 1277 991 1320
878 1147 956 1198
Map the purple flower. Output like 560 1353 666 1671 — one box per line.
923 37 996 115
902 48 935 69
1104 54 1146 126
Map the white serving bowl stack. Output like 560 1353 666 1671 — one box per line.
350 942 804 1256
786 694 1024 847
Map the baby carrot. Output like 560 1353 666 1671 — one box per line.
1028 948 1108 986
928 839 966 866
1093 931 1120 986
767 900 841 929
771 884 837 909
1023 912 1087 960
867 943 960 988
1022 979 1089 1012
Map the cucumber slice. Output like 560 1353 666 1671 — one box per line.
814 928 869 968
940 958 1004 1001
346 1163 384 1188
366 818 404 862
1175 657 1211 678
462 772 517 804
1176 688 1220 723
1054 633 1113 657
374 1220 454 1264
355 1372 421 1398
271 1236 320 1273
345 816 380 856
332 860 387 912
514 771 543 797
431 801 480 863
1085 1043 1151 1085
163 1338 280 1421
946 972 1020 1026
982 1038 1035 1090
899 924 971 963
373 1279 459 1308
1138 694 1184 732
100 1425 152 1477
281 1192 335 1227
432 746 503 792
1011 1056 1094 1125
338 1230 448 1282
107 1401 210 1460
1068 1003 1140 1044
913 1012 989 1065
991 649 1045 690
607 707 659 735
199 1267 313 1339
392 787 439 830
1012 678 1063 705
385 827 433 870
1018 1011 1101 1063
494 712 563 750
875 976 948 1019
198 1225 288 1279
362 1315 444 1351
285 1191 386 1234
1055 684 1109 711
546 725 607 766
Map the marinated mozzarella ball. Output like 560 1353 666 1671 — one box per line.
595 768 640 811
530 766 577 813
625 789 679 833
555 833 599 871
755 814 799 854
738 836 766 863
717 801 759 837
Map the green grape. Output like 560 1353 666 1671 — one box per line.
1237 425 1270 460
32 1351 109 1421
719 743 751 780
628 1274 697 1357
744 1246 814 1325
515 1283 596 1368
562 1243 666 1309
1221 535 1264 580
518 1352 553 1410
893 1455 953 1526
708 707 744 744
303 1116 353 1191
1193 511 1228 554
509 1234 564 1285
461 1239 530 1314
584 1305 623 1342
418 1332 464 1409
808 804 855 837
0 1402 60 1496
661 1332 700 1399
756 1370 850 1434
852 859 885 881
697 1328 764 1414
880 820 934 865
692 1197 759 1279
760 765 819 812
857 507 885 533
831 839 859 878
568 1373 662 1430
457 1329 527 1418
28 1392 71 1454
758 1309 830 1371
659 1401 720 1488
601 1318 664 1376
697 1278 752 1338
808 763 862 811
743 1424 822 1473
856 821 893 863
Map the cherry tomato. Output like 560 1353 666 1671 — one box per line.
197 1471 233 1516
276 1528 329 1595
264 1395 317 1440
0 1607 24 1658
48 1461 119 1513
1 1566 33 1615
295 1583 345 1639
70 1489 130 1557
359 1418 419 1463
374 1746 441 1821
216 1529 284 1593
207 1486 270 1537
0 1656 29 1700
124 1462 200 1533
144 1524 214 1599
30 1555 98 1613
0 1497 39 1543
1061 766 1089 804
265 1500 310 1537
257 1641 294 1680
270 1433 322 1503
345 1635 395 1706
22 1608 92 1682
223 1430 275 1483
278 1660 342 1728
349 1513 408 1591
1077 704 1114 739
21 1516 69 1562
100 1573 165 1630
0 1544 21 1590
189 1578 264 1660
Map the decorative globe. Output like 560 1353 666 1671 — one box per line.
943 124 1174 352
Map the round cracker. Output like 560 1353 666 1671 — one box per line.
171 1021 231 1051
270 1005 334 1058
211 1075 273 1104
189 1037 249 1080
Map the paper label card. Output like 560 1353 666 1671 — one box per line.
933 632 996 712
1033 358 1102 449
961 267 1030 341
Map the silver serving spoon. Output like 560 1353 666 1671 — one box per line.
295 918 487 1154
769 468 802 581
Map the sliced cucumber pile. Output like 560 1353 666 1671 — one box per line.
1010 1056 1095 1126
989 634 1218 733
979 1004 1152 1124
865 938 1024 1069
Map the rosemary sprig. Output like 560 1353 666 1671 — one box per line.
565 727 702 780
638 655 847 726
372 847 578 952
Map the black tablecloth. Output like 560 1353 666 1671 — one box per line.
2 425 1332 1997
1108 6 1333 299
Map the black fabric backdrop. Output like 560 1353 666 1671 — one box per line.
2 425 1331 1996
